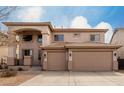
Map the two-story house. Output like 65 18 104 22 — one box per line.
2 22 121 71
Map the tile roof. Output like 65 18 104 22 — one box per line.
41 42 121 49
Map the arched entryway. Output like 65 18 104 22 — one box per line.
14 28 43 67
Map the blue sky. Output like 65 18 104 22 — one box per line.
4 6 124 29
43 6 124 28
1 6 124 43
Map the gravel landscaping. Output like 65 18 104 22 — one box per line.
0 71 41 86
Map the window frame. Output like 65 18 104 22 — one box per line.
22 35 33 42
90 34 100 42
24 49 32 56
54 34 64 41
37 35 42 43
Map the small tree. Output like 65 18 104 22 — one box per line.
0 6 17 20
0 57 8 69
0 57 17 77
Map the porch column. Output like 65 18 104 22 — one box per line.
42 33 50 46
68 50 72 71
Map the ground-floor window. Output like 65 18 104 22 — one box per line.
23 49 32 56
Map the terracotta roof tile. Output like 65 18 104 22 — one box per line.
41 42 121 49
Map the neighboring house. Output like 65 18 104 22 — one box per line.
0 32 16 65
110 28 124 69
1 22 121 71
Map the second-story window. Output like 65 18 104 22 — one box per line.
37 35 42 43
90 34 100 42
54 34 64 41
22 35 32 42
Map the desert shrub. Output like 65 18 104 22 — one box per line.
0 58 17 77
0 65 2 69
0 57 8 70
0 69 17 77
17 67 24 71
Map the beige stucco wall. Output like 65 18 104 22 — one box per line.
0 46 16 65
19 34 41 65
8 25 106 48
53 32 105 43
111 30 124 59
6 25 108 69
0 46 8 57
0 46 16 57
8 25 52 46
7 25 52 66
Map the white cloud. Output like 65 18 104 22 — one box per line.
70 16 113 43
17 7 43 22
70 16 91 28
95 22 113 43
95 22 112 30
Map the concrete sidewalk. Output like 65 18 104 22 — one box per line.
20 71 124 86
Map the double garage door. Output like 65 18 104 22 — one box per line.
72 51 112 71
47 51 113 71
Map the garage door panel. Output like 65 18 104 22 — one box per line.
47 52 67 71
72 52 112 71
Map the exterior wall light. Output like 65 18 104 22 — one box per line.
44 54 46 57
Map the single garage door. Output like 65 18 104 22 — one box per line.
72 51 112 71
47 51 67 71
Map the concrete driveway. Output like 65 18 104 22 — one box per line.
20 71 124 86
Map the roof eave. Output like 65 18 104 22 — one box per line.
65 45 122 49
41 47 65 50
40 45 65 49
53 28 108 32
2 22 53 32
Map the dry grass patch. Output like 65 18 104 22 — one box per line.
0 70 41 86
